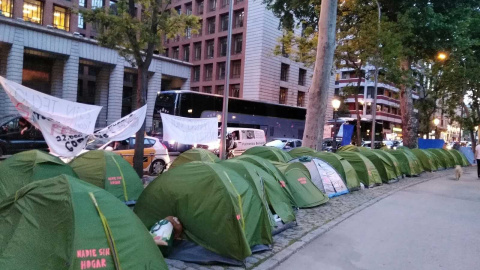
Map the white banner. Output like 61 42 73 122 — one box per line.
161 113 218 144
0 76 102 134
94 105 147 141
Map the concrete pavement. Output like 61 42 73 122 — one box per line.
275 167 480 270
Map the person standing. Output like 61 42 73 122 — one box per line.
476 142 480 178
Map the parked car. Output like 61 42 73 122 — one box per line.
361 141 385 149
86 136 170 175
0 114 48 157
265 138 302 151
322 138 342 152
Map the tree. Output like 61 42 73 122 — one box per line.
81 0 199 176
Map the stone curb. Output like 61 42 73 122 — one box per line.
251 172 440 270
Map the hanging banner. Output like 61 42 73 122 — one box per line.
0 76 102 134
94 105 147 141
161 113 218 144
342 125 354 146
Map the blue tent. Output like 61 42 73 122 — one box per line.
459 147 475 165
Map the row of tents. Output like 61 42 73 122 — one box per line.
0 144 472 268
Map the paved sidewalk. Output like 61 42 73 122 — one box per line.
166 168 465 270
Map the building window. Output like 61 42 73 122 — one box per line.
92 0 103 9
298 68 306 85
219 37 227 57
109 0 118 15
185 27 191 39
217 62 226 80
207 17 215 34
229 84 240 97
186 3 192 15
164 48 169 57
206 39 214 59
23 0 43 24
78 13 86 29
231 60 241 79
0 0 13 17
280 63 289 81
194 42 202 60
193 66 201 82
234 0 243 3
232 34 242 54
203 86 212 93
79 0 87 7
196 0 204 15
279 88 288 104
191 87 200 92
234 10 244 28
220 13 228 32
208 0 216 11
204 64 213 81
195 20 203 37
175 5 181 14
297 91 305 107
172 47 179 59
216 85 224 95
183 45 190 62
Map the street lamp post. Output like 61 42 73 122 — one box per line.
433 118 440 139
332 98 341 152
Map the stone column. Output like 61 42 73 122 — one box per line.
0 29 25 116
60 41 80 101
146 63 162 131
107 56 124 124
95 67 110 127
50 59 65 97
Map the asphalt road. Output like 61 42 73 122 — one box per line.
275 168 480 270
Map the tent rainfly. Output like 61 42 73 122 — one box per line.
242 146 292 163
288 147 316 158
310 152 361 191
169 148 220 169
337 151 383 187
410 149 436 172
358 151 399 183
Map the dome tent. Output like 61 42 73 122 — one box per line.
273 162 330 207
397 148 424 173
70 150 144 204
0 150 77 202
440 149 459 166
134 162 272 262
450 149 470 166
0 175 167 270
427 149 449 169
242 146 292 162
337 151 382 187
170 148 220 169
290 157 349 198
358 150 399 183
219 159 296 224
310 152 361 191
288 147 316 158
410 149 436 172
374 150 402 177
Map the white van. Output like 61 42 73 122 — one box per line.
228 128 266 154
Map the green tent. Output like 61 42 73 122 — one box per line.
411 149 436 172
424 149 444 170
273 162 329 207
134 162 272 261
310 152 361 191
440 149 459 166
388 149 423 175
219 159 296 223
169 148 219 169
359 151 398 183
373 150 403 178
0 175 167 270
337 151 382 187
234 155 296 206
242 146 292 162
70 151 144 203
426 149 447 169
397 148 424 173
0 150 77 202
288 147 316 158
429 149 453 168
450 149 470 166
337 145 359 152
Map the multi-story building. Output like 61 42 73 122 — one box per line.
0 0 191 131
163 0 331 114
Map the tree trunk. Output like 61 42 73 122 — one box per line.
133 65 148 177
354 77 362 146
302 0 338 151
400 59 418 148
371 67 379 148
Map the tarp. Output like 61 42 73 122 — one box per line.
459 147 475 165
310 152 361 191
0 150 77 202
70 150 144 203
134 162 272 261
170 148 220 169
337 151 382 187
342 124 354 146
418 139 445 149
0 175 167 270
290 157 349 197
288 147 316 158
243 146 292 163
359 150 399 183
219 159 295 224
272 162 329 207
161 113 218 145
